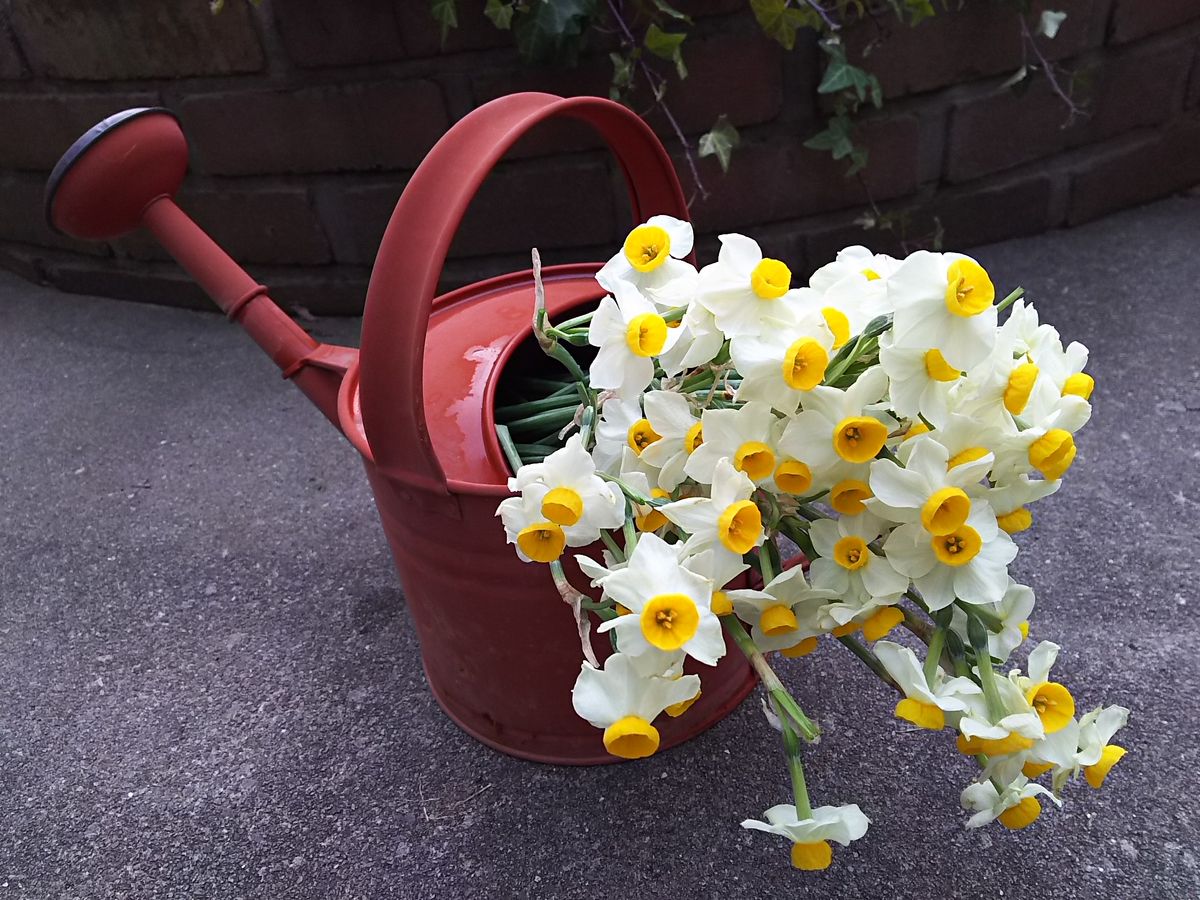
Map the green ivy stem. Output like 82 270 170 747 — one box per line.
722 615 820 742
836 634 902 694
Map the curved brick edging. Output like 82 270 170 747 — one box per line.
1 0 1198 315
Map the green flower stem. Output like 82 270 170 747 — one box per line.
599 528 625 561
836 635 902 694
514 443 557 460
776 516 816 562
599 473 659 507
756 543 776 584
899 608 932 643
495 424 525 473
944 629 972 678
780 717 813 820
622 518 638 554
514 375 574 395
966 610 1006 721
504 406 580 435
996 286 1025 314
553 310 595 331
495 394 582 419
958 601 1004 632
923 624 947 688
722 615 820 742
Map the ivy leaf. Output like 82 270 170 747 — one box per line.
645 24 687 79
609 51 635 100
1037 10 1068 39
698 115 740 172
484 0 515 30
430 0 458 45
512 0 599 65
904 0 936 26
750 0 815 51
650 0 692 22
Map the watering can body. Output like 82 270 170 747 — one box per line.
45 93 756 764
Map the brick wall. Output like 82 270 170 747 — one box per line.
1 0 1198 315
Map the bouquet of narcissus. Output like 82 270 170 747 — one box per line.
493 216 1129 872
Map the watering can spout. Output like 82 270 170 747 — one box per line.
44 107 362 443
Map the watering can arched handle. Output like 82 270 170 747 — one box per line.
358 92 689 495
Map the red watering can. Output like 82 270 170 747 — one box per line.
45 93 756 764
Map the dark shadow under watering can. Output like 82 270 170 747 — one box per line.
45 92 756 764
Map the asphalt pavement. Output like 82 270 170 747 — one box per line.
1 195 1198 899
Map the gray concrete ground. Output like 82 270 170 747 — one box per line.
2 195 1199 900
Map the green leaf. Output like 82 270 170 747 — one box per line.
698 115 740 173
430 0 458 44
484 0 514 30
750 0 815 51
645 24 687 78
609 51 635 99
512 0 599 65
650 0 691 23
817 45 878 105
1037 10 1068 39
904 0 936 26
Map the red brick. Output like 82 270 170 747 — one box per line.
640 32 785 136
945 79 1074 183
178 81 449 176
0 90 161 171
393 3 518 58
1067 115 1200 223
931 172 1058 247
272 0 406 68
0 172 107 255
687 113 920 231
451 156 618 257
9 0 263 80
1109 0 1200 44
1187 40 1200 108
314 178 410 267
843 0 1096 100
0 20 28 79
1070 34 1193 146
110 185 332 267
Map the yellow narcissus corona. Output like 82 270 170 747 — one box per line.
659 458 765 565
588 279 680 395
597 215 697 304
874 641 982 731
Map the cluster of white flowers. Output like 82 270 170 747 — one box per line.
495 216 1129 871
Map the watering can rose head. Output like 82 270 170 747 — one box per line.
493 215 1128 871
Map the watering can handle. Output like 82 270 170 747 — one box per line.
358 92 690 494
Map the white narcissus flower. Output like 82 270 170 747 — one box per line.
496 487 568 564
588 280 680 394
659 457 765 565
805 268 891 351
1026 705 1130 791
956 319 1059 430
991 396 1091 483
956 672 1046 761
729 565 839 654
591 394 644 475
960 776 1060 830
509 434 626 538
809 511 908 607
639 390 702 492
882 503 1017 610
889 250 998 371
657 301 725 375
696 233 800 338
680 548 749 618
949 579 1035 664
741 803 870 871
571 652 700 760
777 366 893 494
808 245 900 293
731 303 835 415
594 533 725 666
595 215 697 303
877 331 962 427
873 641 982 731
978 475 1060 536
1006 641 1076 737
867 437 992 535
684 401 779 487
